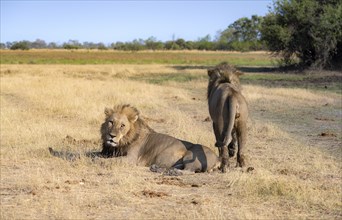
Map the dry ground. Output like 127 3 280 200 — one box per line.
1 64 341 219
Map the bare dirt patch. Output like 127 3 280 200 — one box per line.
242 70 342 93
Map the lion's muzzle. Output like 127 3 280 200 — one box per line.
106 139 118 147
106 134 120 147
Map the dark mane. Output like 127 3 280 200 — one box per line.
101 104 154 157
207 62 242 100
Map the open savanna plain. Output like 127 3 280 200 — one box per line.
1 50 341 219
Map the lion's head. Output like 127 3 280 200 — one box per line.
207 62 243 99
101 104 140 150
207 62 243 87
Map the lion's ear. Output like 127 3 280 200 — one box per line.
207 69 214 76
235 70 244 76
129 109 139 123
123 105 139 123
132 115 139 123
208 69 221 78
104 107 112 117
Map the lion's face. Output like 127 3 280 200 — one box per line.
105 114 131 147
103 105 139 148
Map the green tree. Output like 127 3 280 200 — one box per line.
63 40 82 49
218 15 264 51
97 42 107 50
184 41 195 50
0 43 6 49
83 41 97 49
164 40 179 50
261 0 342 69
145 37 164 50
10 41 30 50
175 38 186 49
31 39 47 49
195 35 214 50
6 42 13 49
47 42 59 49
126 39 145 51
111 42 126 50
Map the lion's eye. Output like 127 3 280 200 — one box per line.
120 124 125 128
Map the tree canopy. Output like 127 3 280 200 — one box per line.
217 15 265 51
261 0 342 69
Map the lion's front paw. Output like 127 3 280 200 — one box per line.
150 164 166 173
220 164 227 173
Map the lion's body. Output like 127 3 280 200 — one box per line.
101 105 219 173
207 63 249 171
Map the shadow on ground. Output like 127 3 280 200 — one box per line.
172 65 281 73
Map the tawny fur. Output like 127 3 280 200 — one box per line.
207 63 249 172
101 104 220 173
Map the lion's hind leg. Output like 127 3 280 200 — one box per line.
228 131 237 157
220 146 229 173
236 120 247 168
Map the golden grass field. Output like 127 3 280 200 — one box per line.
1 62 341 219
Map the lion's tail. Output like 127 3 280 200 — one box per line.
48 147 81 161
223 96 237 147
48 147 105 161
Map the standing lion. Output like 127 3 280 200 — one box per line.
207 63 249 172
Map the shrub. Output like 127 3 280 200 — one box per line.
10 41 30 50
261 0 342 69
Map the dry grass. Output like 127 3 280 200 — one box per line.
1 64 341 219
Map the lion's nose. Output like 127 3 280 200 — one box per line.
109 134 116 138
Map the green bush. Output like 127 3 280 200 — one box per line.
261 0 342 69
10 41 30 50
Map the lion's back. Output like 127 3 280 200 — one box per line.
138 132 188 167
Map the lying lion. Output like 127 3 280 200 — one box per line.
50 104 219 174
101 105 219 172
207 63 249 172
100 104 220 174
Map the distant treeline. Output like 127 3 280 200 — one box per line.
1 0 341 69
0 36 265 52
1 19 266 52
1 15 266 52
